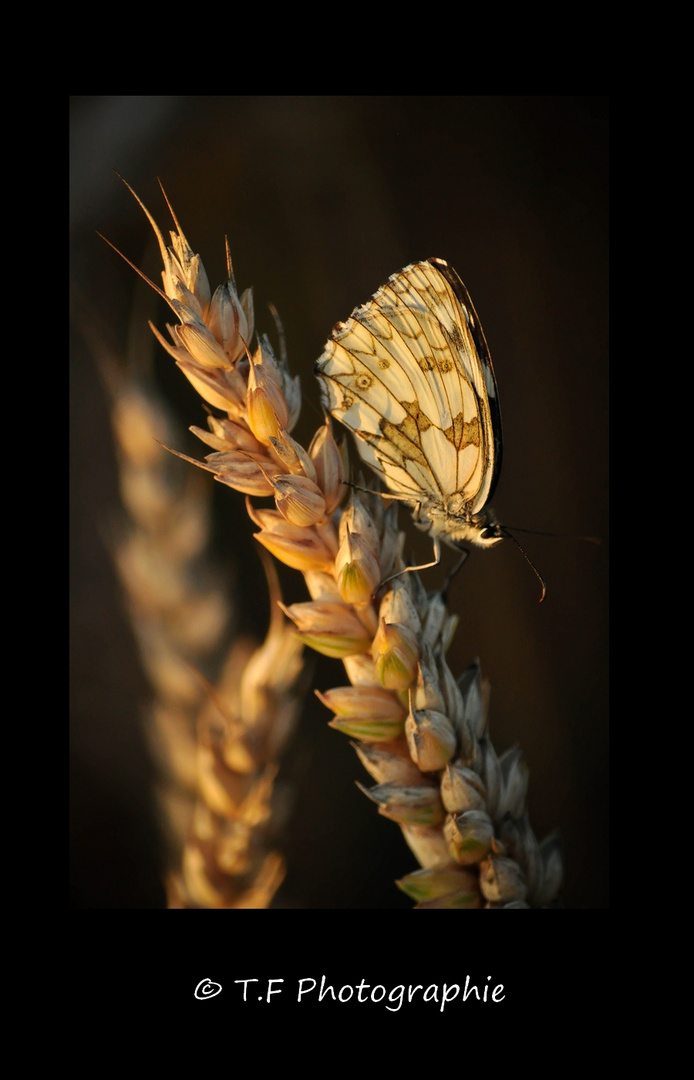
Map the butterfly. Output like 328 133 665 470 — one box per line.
315 258 505 581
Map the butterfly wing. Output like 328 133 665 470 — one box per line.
315 258 502 517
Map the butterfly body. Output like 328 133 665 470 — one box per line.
315 258 504 563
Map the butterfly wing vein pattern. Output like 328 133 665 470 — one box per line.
315 258 504 554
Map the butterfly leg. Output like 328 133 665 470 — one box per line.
440 545 469 595
377 537 443 590
344 480 414 507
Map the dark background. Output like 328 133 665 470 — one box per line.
70 96 608 910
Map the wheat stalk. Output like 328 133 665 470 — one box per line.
105 178 563 908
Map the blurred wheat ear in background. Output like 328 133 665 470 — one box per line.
76 298 306 908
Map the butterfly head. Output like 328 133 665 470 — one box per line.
446 512 504 550
414 495 504 550
473 517 505 548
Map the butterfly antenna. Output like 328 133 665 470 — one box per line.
502 528 547 603
504 525 601 545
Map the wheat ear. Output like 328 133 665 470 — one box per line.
106 363 305 908
106 179 562 908
168 551 306 908
106 374 227 862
